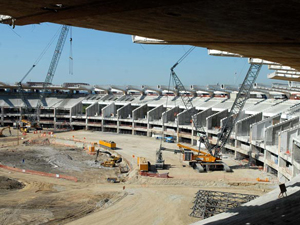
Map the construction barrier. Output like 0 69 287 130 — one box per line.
0 164 78 182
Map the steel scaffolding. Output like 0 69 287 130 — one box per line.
190 190 258 219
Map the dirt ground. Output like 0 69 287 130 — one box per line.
0 129 278 225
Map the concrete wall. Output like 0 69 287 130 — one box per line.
265 117 299 146
194 108 213 128
236 112 263 137
148 105 164 122
206 109 228 130
117 103 132 119
279 125 300 154
251 114 281 141
70 102 82 116
133 104 148 120
86 102 98 117
102 103 115 118
177 107 197 125
162 106 180 123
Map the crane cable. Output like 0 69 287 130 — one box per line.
19 26 61 83
69 27 73 75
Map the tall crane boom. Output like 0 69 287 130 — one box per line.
171 59 262 158
34 25 70 123
170 65 211 152
210 63 262 157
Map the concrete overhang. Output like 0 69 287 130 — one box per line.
110 85 127 95
94 85 111 94
157 85 177 95
126 85 144 95
2 1 300 74
141 85 162 95
268 71 300 82
268 65 296 71
190 85 213 96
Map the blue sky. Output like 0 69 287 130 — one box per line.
0 23 279 86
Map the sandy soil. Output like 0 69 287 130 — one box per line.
0 129 278 225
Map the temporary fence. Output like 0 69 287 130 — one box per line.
0 164 78 182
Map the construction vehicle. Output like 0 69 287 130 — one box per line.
0 126 11 137
13 118 41 133
177 143 231 172
169 47 262 172
17 25 70 127
101 160 116 167
101 155 122 167
137 157 149 172
99 140 116 150
165 136 175 143
107 177 120 183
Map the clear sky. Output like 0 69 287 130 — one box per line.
0 22 281 87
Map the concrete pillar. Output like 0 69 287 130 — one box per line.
0 106 3 126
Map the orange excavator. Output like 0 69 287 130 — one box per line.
0 126 12 137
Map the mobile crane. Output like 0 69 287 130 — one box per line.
17 25 70 130
169 47 262 172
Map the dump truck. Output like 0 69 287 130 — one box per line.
99 140 116 150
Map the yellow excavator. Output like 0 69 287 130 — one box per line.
101 155 122 168
15 119 41 133
0 126 12 137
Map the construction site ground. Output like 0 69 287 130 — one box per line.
0 129 278 225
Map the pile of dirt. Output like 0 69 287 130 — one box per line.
0 176 24 190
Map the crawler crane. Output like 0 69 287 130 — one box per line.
169 47 262 172
17 25 70 130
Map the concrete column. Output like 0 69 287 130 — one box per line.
53 108 57 129
0 106 3 126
